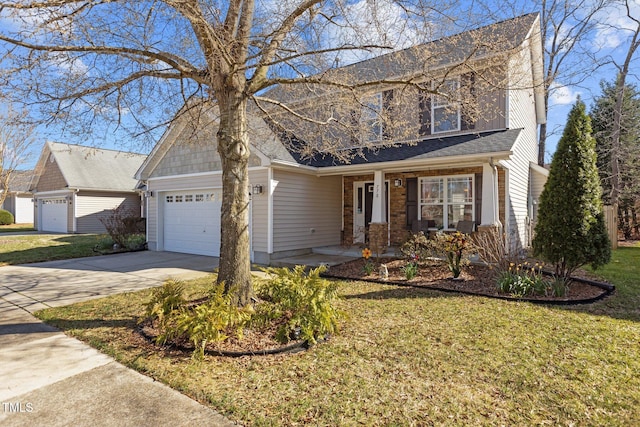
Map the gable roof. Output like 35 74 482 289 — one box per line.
4 170 34 193
135 103 292 181
284 129 522 168
35 142 146 192
265 13 540 103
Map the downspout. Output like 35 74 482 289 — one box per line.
71 188 79 233
489 158 502 230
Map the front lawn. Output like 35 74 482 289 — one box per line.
35 246 640 426
0 234 111 266
0 223 35 233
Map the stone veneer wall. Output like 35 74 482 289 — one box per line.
342 167 506 246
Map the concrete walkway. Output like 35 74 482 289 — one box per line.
0 251 238 426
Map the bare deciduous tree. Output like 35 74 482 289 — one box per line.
607 0 640 212
0 1 531 305
537 0 611 165
0 101 37 207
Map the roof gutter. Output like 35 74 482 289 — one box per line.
270 150 513 177
66 187 139 193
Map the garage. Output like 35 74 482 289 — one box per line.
40 198 68 233
163 189 222 256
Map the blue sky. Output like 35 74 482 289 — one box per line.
3 0 639 169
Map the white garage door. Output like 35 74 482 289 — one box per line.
163 190 221 256
15 197 34 224
40 198 68 233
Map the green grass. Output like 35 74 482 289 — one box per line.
0 233 112 265
35 247 640 426
0 223 35 233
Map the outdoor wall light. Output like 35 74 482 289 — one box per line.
252 184 263 195
144 190 154 198
394 179 403 187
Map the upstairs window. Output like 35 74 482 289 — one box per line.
432 79 460 133
361 93 383 142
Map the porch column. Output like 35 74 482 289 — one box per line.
371 170 386 223
369 170 388 254
480 162 501 227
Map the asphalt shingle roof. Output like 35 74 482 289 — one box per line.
5 170 34 192
287 128 522 168
47 142 146 191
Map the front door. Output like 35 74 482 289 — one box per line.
353 181 389 244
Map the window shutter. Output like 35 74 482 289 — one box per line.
419 91 431 136
474 172 482 225
405 177 418 229
461 72 476 131
382 90 394 139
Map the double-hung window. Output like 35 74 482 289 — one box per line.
361 93 383 141
420 175 473 229
432 79 460 133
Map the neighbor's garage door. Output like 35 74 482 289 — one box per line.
163 190 221 256
40 198 68 233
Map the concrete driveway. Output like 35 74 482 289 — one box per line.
0 251 219 312
0 251 238 427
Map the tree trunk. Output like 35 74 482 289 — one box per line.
538 122 547 166
215 93 254 306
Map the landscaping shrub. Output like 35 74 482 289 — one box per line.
0 209 14 225
173 283 252 359
144 279 187 337
145 280 252 359
125 233 147 250
429 231 477 278
400 231 430 262
100 204 145 249
533 99 611 284
255 265 343 344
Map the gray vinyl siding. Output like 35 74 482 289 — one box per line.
272 170 342 252
2 197 14 216
145 169 268 254
249 169 269 253
502 43 539 249
146 195 158 250
75 192 141 234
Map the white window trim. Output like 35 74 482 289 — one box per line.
432 78 461 134
419 174 474 230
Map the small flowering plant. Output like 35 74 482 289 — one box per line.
496 261 549 297
362 248 375 275
433 231 475 279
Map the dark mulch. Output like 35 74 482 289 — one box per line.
325 258 611 303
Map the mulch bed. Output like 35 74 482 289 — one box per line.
138 304 309 357
324 258 614 304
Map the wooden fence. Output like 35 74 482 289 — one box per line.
603 205 618 249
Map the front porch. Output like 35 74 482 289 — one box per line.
269 245 398 269
341 164 506 249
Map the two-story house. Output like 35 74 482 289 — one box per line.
136 13 547 264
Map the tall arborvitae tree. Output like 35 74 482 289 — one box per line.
532 99 611 282
591 78 640 239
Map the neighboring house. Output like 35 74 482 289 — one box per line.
136 14 548 263
31 142 146 233
1 170 35 224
